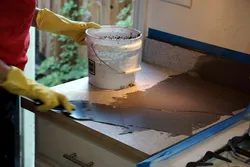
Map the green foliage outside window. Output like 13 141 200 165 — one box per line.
116 0 133 28
36 0 90 87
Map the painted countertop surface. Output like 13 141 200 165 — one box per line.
21 62 248 164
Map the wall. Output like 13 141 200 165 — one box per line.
147 0 250 54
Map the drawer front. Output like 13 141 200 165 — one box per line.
36 153 63 167
36 117 136 167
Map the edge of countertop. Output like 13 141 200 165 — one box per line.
21 96 149 163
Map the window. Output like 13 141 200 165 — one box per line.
35 0 135 87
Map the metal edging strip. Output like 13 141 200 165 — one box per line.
137 105 250 167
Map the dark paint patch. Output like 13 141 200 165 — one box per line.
112 73 249 114
63 100 224 136
189 55 250 94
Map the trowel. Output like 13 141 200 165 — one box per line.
33 99 94 121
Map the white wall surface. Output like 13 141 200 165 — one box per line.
147 0 250 54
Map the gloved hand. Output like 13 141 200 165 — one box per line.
0 66 75 112
36 8 101 45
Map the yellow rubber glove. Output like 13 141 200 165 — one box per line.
0 66 75 112
36 8 101 45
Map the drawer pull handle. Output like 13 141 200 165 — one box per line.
63 153 94 167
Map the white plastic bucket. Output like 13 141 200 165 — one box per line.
85 25 142 90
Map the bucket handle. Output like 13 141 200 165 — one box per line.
123 66 142 74
90 43 142 75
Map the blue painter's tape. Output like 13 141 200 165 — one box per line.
137 104 250 167
148 28 250 64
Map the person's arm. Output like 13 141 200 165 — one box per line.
0 62 75 112
0 60 11 84
31 7 40 27
31 7 100 45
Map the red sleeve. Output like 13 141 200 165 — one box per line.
0 0 36 70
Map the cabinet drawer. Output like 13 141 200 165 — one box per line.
37 117 136 167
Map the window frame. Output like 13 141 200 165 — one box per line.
133 0 148 39
133 0 148 62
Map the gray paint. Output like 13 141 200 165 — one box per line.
142 38 204 73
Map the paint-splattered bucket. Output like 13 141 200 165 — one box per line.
85 25 142 90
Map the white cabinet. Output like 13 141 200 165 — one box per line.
36 117 136 167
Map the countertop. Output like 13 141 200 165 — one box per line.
21 62 245 163
22 63 180 163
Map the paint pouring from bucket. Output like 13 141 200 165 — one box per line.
85 26 143 90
